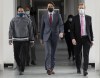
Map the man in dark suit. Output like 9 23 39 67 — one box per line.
41 1 64 75
70 3 94 76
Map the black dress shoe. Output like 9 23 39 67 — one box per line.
77 69 81 74
31 61 36 65
83 71 88 76
26 62 30 66
47 69 52 75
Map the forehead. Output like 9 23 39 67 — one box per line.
78 4 85 8
48 3 54 7
18 8 24 11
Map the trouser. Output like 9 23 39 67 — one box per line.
44 34 58 70
26 46 30 65
74 36 91 71
13 41 29 72
65 35 74 58
30 44 36 62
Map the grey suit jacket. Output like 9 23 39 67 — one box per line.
41 11 64 41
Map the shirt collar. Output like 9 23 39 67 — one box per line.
48 11 54 15
79 14 85 17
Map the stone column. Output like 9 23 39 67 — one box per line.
2 0 15 65
0 0 4 71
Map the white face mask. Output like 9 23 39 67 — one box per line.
79 9 85 15
26 11 30 15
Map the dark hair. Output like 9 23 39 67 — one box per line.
68 15 73 19
47 1 55 7
17 6 24 11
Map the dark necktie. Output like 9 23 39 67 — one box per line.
49 14 52 25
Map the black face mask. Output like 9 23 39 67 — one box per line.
48 8 53 12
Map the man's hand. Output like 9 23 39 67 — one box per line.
90 41 93 47
72 39 77 45
59 33 64 38
30 41 34 47
9 40 12 45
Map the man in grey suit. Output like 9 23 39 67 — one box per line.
40 2 64 75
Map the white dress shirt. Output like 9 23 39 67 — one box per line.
79 14 87 36
48 11 54 21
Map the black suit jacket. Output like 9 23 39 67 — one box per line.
70 14 93 42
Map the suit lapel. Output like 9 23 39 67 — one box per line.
85 15 88 31
77 14 81 34
45 12 50 25
52 12 56 25
77 14 81 27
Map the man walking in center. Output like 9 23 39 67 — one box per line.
40 1 64 75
